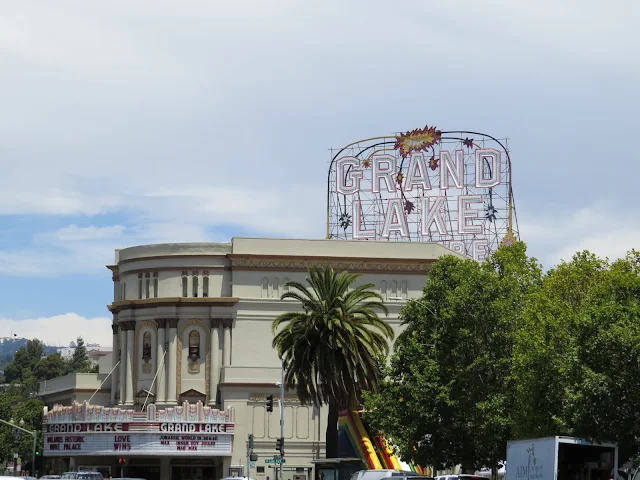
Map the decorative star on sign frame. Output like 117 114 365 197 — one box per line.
339 213 352 230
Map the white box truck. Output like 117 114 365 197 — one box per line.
506 437 618 480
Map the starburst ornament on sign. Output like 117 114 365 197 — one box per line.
429 156 439 170
339 213 352 230
463 137 474 149
362 158 371 168
485 205 498 222
404 200 415 214
394 125 441 158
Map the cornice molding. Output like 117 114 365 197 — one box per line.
107 297 240 313
120 265 228 276
228 254 434 273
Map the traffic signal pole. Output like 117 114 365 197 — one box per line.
279 359 284 480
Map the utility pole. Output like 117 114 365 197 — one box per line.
279 358 285 480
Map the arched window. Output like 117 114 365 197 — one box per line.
182 276 188 297
142 332 152 362
188 330 200 361
380 281 387 300
138 274 143 300
153 273 159 298
261 278 268 298
390 280 398 298
282 278 289 294
192 276 199 298
203 276 209 297
270 278 279 298
145 273 150 299
400 281 408 299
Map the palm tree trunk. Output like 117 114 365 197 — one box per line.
326 401 339 458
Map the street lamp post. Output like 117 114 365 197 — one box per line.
0 418 37 476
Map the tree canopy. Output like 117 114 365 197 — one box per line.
363 241 541 471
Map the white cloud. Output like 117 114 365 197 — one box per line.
518 202 640 268
0 0 638 282
0 313 112 347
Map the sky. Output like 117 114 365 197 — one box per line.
1 0 639 347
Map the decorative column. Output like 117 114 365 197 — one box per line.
118 324 127 406
209 319 220 405
125 322 135 406
111 324 118 406
155 319 167 405
222 319 232 367
166 318 178 404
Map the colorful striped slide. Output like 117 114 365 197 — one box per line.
338 410 428 474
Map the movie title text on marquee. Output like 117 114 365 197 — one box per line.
43 423 233 456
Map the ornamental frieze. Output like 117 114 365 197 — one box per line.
230 257 431 273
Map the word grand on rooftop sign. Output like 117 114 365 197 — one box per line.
327 126 518 261
42 400 235 457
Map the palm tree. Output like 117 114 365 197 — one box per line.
272 266 394 458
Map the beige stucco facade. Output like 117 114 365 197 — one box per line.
39 237 461 480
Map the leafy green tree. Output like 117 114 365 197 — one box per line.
510 251 608 439
364 242 541 472
69 337 91 373
34 353 66 381
272 266 393 458
512 250 640 462
3 339 45 383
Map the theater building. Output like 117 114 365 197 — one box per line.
39 237 459 480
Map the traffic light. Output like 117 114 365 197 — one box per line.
275 437 284 455
248 434 254 449
118 458 126 464
35 450 40 456
266 395 273 412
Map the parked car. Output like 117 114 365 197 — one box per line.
381 476 434 480
474 462 506 478
435 475 486 480
61 472 104 480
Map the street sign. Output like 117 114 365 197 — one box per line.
265 458 286 464
250 462 256 467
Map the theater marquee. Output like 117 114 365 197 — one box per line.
43 401 235 457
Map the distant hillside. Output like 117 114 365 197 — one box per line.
0 338 61 372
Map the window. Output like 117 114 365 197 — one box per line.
182 276 188 297
270 278 279 298
192 276 199 297
145 273 150 299
122 282 126 300
391 280 398 298
400 280 408 299
261 278 268 298
142 332 152 362
380 281 387 300
282 278 289 294
153 273 159 298
203 276 209 297
188 330 200 361
257 467 265 474
138 274 143 299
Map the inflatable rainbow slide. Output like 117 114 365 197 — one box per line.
338 410 428 474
